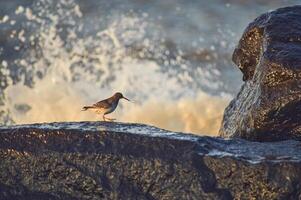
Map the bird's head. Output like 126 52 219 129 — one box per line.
114 92 130 101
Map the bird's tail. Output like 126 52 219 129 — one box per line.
82 106 94 111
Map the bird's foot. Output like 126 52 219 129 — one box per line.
103 116 116 122
106 117 116 122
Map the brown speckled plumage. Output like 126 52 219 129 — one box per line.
82 92 130 121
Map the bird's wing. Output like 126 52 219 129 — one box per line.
93 99 111 109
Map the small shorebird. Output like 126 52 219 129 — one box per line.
82 92 130 121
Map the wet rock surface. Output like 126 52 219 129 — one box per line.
1 122 301 199
220 6 301 141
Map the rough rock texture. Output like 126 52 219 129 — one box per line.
219 6 301 141
1 122 301 199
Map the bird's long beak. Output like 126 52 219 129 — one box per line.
123 97 130 101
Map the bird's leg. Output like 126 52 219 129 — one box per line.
102 115 106 121
104 115 116 121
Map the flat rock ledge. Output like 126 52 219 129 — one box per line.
1 122 301 200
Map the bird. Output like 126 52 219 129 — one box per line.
82 92 130 121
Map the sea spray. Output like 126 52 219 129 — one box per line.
120 93 231 135
0 0 240 135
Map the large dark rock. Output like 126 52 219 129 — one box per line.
1 122 301 199
219 6 301 141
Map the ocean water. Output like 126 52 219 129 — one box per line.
0 0 300 135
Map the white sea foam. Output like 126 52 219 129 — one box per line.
0 0 235 135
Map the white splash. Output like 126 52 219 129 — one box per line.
0 0 231 135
